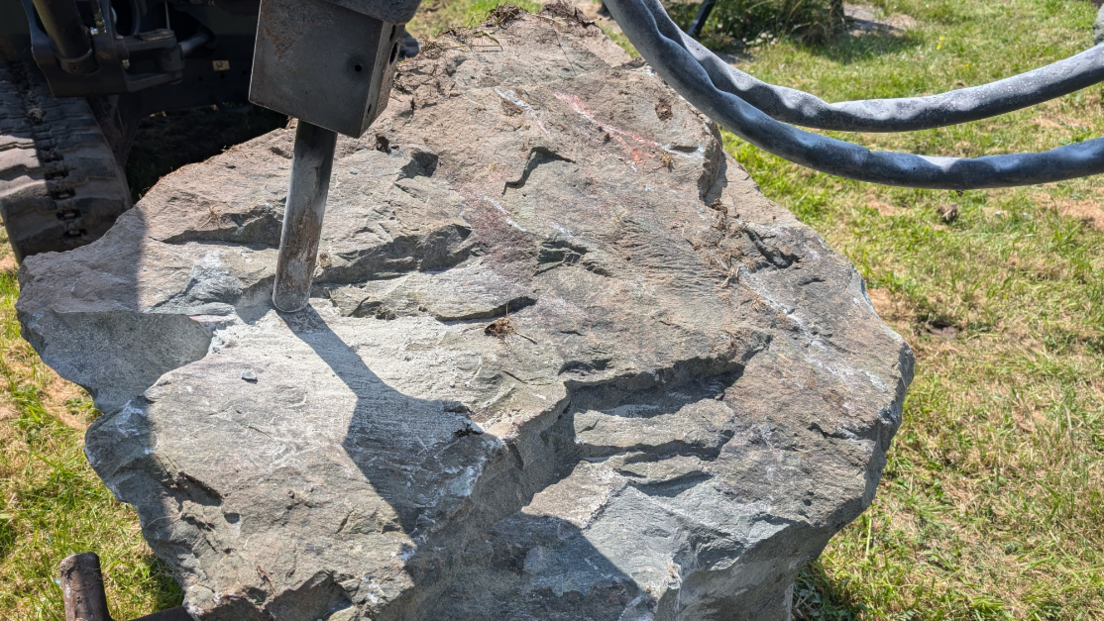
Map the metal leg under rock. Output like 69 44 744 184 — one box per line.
60 552 192 621
60 553 112 621
272 120 338 313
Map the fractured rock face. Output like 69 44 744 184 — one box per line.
17 6 913 620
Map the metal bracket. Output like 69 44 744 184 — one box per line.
21 0 186 98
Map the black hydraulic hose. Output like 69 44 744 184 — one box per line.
31 0 97 73
603 0 1104 189
124 0 141 36
677 24 1104 132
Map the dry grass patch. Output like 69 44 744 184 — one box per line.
1052 198 1104 231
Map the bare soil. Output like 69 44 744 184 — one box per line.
125 105 287 202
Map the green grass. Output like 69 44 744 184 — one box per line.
3 0 1104 618
0 235 182 620
665 0 844 48
718 0 1104 618
409 0 543 37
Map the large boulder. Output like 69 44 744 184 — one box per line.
17 6 913 620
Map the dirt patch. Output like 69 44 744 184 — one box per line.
487 3 528 25
0 255 14 273
845 3 917 35
569 0 605 22
42 373 91 431
1031 117 1067 130
864 189 900 216
655 97 673 121
1032 191 1104 231
866 287 915 324
551 0 627 41
864 287 924 343
866 287 893 314
871 200 899 216
1056 199 1104 230
926 324 960 340
1028 105 1089 131
0 401 16 424
126 105 287 201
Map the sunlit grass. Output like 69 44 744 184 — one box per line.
0 232 181 620
721 0 1104 617
408 0 543 38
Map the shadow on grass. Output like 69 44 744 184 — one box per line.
792 560 866 621
145 553 186 612
801 29 922 65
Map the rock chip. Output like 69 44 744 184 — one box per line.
18 6 913 620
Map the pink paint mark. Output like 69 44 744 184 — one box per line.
554 92 666 171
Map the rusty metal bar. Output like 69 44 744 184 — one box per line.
60 552 114 621
272 120 338 313
59 552 193 621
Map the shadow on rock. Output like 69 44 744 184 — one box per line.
282 305 663 620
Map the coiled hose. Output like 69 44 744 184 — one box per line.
603 0 1104 189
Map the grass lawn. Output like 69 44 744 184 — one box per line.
0 244 181 620
3 0 1104 618
714 1 1104 618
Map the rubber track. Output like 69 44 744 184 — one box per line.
0 59 131 262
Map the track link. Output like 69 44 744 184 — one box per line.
0 59 131 262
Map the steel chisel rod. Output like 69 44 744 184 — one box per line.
272 120 338 313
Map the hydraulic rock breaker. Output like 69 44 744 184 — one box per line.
248 0 423 312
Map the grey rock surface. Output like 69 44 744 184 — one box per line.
18 6 913 620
